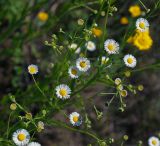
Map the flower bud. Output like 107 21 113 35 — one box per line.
124 71 131 77
10 103 17 111
78 19 84 26
123 135 129 141
138 85 144 91
115 78 121 85
25 113 32 120
37 121 44 132
120 90 128 97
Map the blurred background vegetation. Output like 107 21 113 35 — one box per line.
0 0 160 146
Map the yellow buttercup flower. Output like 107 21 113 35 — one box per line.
92 27 102 37
127 30 153 51
129 5 141 17
37 12 48 22
133 30 153 50
120 17 129 25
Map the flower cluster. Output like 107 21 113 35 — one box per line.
4 1 159 146
127 16 153 51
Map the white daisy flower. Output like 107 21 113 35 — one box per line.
104 39 119 54
68 66 79 79
55 84 71 99
123 54 137 68
136 18 149 32
69 112 82 126
85 41 96 51
148 136 160 146
28 142 41 146
76 57 91 72
28 64 38 75
12 129 30 146
101 56 109 65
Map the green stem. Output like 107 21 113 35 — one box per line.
131 63 160 73
48 120 100 141
7 112 12 139
32 75 48 100
106 95 115 107
72 70 99 96
138 0 148 12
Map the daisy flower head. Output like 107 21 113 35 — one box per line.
12 129 30 146
136 18 149 32
104 39 119 54
148 136 160 146
68 66 79 79
55 84 71 99
28 142 41 146
76 57 91 72
123 54 137 68
85 41 96 51
69 112 82 126
28 64 38 75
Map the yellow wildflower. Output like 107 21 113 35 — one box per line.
92 27 102 37
120 17 129 25
127 30 153 51
133 30 153 50
129 5 141 17
37 12 48 22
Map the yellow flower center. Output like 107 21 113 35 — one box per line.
80 61 87 68
17 133 26 141
29 66 37 74
59 89 67 97
108 44 115 51
139 22 145 29
71 69 77 75
88 43 93 48
152 140 157 145
73 116 79 122
127 58 133 64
